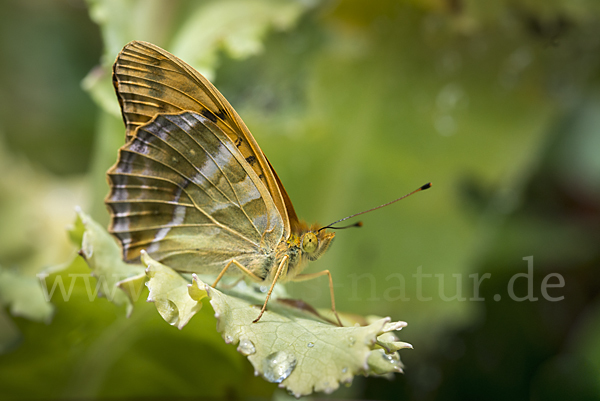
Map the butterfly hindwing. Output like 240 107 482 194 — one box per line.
112 41 294 235
107 111 284 278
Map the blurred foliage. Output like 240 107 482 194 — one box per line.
0 0 101 175
1 0 600 400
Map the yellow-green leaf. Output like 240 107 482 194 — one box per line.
74 209 145 315
191 275 412 397
143 252 205 329
0 266 54 324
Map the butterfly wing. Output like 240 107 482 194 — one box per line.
112 40 293 237
106 111 284 278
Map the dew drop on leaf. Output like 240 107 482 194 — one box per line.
262 350 297 383
307 342 314 348
382 351 399 366
161 300 178 325
237 338 256 356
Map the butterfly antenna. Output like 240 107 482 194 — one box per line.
325 221 363 230
319 182 431 232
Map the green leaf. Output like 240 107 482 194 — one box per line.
0 266 54 324
171 0 310 79
0 308 21 354
0 254 264 399
0 264 55 354
83 0 313 114
74 208 146 315
193 273 412 396
137 250 412 397
143 251 205 329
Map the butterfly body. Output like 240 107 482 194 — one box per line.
107 41 342 324
275 227 335 283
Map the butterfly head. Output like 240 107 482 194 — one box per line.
300 229 335 262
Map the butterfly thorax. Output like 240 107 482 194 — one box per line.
270 223 335 283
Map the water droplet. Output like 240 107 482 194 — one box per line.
307 342 315 348
342 367 348 374
262 351 297 383
259 285 268 294
158 300 178 325
237 338 256 356
224 335 233 344
81 233 93 258
347 336 356 347
382 351 400 368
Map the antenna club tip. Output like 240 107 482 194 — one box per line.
421 182 432 190
356 221 363 227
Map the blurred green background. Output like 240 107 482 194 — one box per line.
1 0 600 399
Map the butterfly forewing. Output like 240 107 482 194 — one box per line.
112 41 294 235
107 111 284 277
113 43 233 138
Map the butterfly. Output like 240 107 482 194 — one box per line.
106 41 430 326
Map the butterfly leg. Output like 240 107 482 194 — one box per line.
292 270 343 327
253 255 289 323
212 260 263 287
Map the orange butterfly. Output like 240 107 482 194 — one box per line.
106 41 430 325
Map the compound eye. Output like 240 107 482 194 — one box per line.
302 232 318 254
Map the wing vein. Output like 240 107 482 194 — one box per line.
122 130 262 245
167 114 263 236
